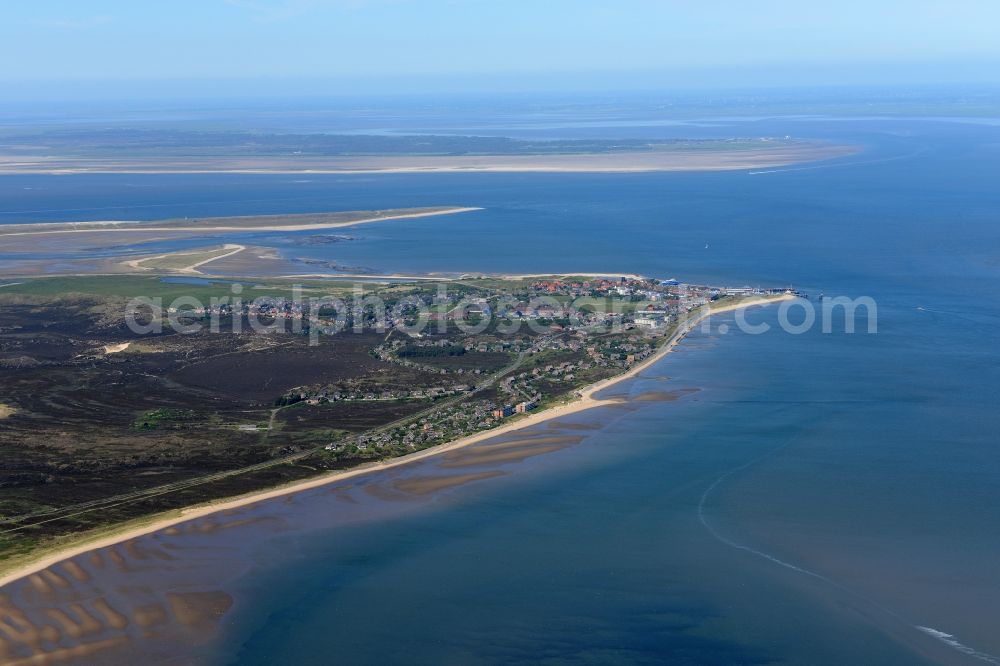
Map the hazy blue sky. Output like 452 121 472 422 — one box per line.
3 0 1000 98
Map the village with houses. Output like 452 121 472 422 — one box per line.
256 275 797 461
0 271 795 563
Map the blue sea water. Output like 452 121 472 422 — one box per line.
2 115 999 664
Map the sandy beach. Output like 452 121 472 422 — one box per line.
0 206 484 277
0 144 859 175
0 207 482 238
0 294 792 589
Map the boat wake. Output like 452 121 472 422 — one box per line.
916 627 1000 665
696 448 830 582
697 444 1000 665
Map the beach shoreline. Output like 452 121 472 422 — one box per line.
0 294 792 590
0 164 835 175
0 207 483 238
0 144 860 176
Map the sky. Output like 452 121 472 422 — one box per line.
3 0 1000 100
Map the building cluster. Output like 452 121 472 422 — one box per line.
491 400 537 419
278 380 472 406
285 275 799 461
334 400 503 454
168 277 796 339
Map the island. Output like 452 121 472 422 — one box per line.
0 270 793 595
0 206 481 277
0 194 803 664
0 129 859 174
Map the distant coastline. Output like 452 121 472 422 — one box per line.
0 144 859 175
0 207 484 278
0 206 481 237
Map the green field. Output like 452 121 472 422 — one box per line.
0 275 372 301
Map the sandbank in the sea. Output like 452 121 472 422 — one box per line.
0 144 859 175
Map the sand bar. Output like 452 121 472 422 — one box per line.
0 144 859 174
0 207 482 238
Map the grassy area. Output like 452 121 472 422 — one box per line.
132 246 239 271
446 277 537 291
0 274 366 301
0 272 564 300
575 296 649 313
0 270 653 306
133 408 195 431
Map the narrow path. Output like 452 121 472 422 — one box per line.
179 244 245 273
